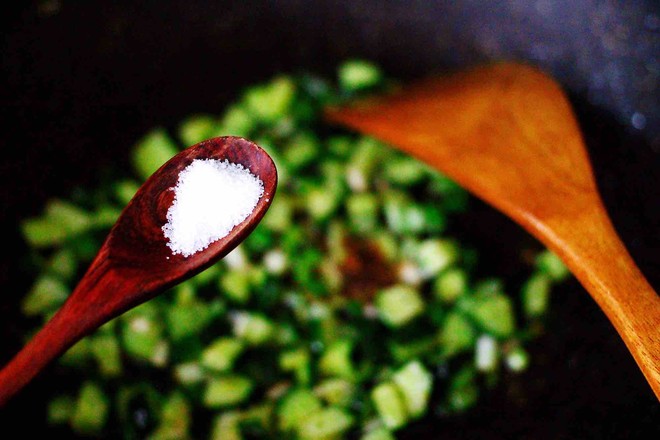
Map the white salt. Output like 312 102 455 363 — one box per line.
162 159 264 257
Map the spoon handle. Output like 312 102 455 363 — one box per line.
542 202 660 399
0 254 118 406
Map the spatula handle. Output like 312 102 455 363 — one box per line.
540 203 660 400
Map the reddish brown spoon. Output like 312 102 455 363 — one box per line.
0 136 277 405
327 62 660 399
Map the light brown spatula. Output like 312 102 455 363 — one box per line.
326 62 660 399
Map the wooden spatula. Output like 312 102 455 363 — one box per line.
326 62 660 399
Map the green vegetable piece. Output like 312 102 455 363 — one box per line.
382 193 426 234
211 412 242 440
92 204 121 228
338 60 383 91
383 156 427 186
278 388 322 431
48 395 74 424
319 340 355 379
150 392 191 440
314 378 355 407
434 268 468 303
131 129 178 181
461 291 516 337
244 76 296 123
22 200 93 247
327 135 353 158
375 285 424 328
474 335 498 372
121 303 168 365
220 270 252 304
280 347 311 385
202 338 245 372
522 272 551 318
446 366 478 413
21 275 69 316
346 137 382 191
347 193 379 233
262 194 293 231
218 104 255 138
415 239 458 279
174 361 205 385
166 300 213 340
231 312 275 345
204 375 254 408
71 382 109 435
362 427 396 440
392 360 433 418
371 382 408 430
90 333 122 377
297 406 354 440
114 179 140 205
59 337 91 367
47 248 77 280
306 186 340 221
21 217 67 247
178 114 216 146
439 312 476 357
536 250 570 281
505 346 529 372
285 132 320 170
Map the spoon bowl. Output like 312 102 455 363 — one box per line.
0 136 277 405
326 62 660 398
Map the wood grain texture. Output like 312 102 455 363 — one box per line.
0 136 277 406
326 62 660 399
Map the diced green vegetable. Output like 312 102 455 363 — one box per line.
505 346 529 372
461 291 516 337
174 361 205 385
347 193 379 233
319 339 356 379
371 382 407 430
178 114 217 145
21 275 69 316
244 76 296 123
439 312 475 357
376 285 424 327
131 129 178 180
392 361 433 418
338 60 383 91
280 347 311 385
362 427 396 440
211 412 243 440
434 268 468 303
150 392 191 440
297 406 354 439
278 388 323 431
415 239 458 279
71 382 109 435
522 272 551 318
231 312 275 345
314 378 355 406
202 338 245 372
204 375 254 408
536 250 570 281
90 333 122 377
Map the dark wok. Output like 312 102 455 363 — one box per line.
1 1 658 438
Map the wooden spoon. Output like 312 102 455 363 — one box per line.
326 62 660 399
0 136 277 405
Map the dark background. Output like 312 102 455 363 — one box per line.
1 0 658 438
